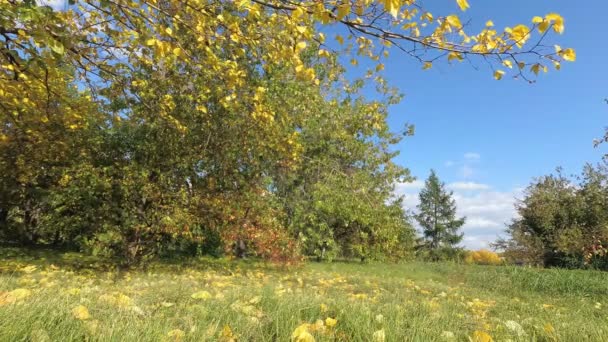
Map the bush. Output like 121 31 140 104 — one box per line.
465 249 502 265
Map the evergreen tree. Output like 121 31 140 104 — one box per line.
415 170 465 251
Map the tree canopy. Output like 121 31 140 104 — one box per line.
495 164 608 269
0 0 576 264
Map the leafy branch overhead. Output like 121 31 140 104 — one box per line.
1 1 575 113
251 0 575 80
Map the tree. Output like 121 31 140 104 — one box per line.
495 165 608 269
415 170 465 253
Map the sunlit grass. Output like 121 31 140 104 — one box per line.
1 248 607 341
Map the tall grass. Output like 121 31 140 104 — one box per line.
1 248 606 341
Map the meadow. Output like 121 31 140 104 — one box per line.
1 248 607 342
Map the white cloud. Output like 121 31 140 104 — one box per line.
444 160 455 167
37 0 66 10
464 152 481 161
395 182 522 250
465 217 502 228
448 181 490 191
460 165 474 178
394 180 424 191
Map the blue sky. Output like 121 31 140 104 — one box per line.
39 0 606 249
385 1 607 248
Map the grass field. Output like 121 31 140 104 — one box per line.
1 248 607 341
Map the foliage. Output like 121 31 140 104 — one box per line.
465 249 502 266
415 170 465 258
495 164 608 269
0 0 575 264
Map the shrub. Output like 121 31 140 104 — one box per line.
465 249 502 265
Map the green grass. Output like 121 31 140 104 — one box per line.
1 248 607 341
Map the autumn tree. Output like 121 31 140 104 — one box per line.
415 170 465 258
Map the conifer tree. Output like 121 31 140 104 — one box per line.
415 170 465 251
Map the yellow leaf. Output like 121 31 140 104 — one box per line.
553 61 561 70
532 16 543 24
375 63 384 72
291 323 311 341
72 305 90 320
296 41 307 51
337 4 350 20
554 44 562 53
146 38 156 46
561 48 576 62
422 61 432 70
0 288 31 306
446 15 462 29
173 47 182 57
318 49 330 58
294 331 315 342
21 265 37 273
508 24 530 48
472 330 493 342
544 323 555 335
335 35 344 45
291 6 305 19
165 27 173 35
531 63 541 75
485 20 494 27
456 0 469 11
538 20 549 33
325 317 337 328
237 0 250 9
220 325 235 340
502 60 513 69
447 51 463 62
382 0 401 18
493 70 505 80
546 13 564 34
